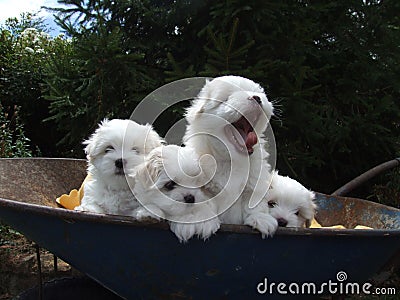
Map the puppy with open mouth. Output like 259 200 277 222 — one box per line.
74 119 163 215
132 144 220 242
184 76 278 237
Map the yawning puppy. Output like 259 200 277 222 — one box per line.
75 119 163 215
267 171 316 228
183 76 278 237
132 145 220 242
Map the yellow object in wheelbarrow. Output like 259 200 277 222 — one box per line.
56 175 90 210
310 218 373 229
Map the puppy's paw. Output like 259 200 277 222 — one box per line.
198 218 220 240
244 213 278 238
74 205 84 212
132 207 162 222
74 203 104 214
170 222 197 243
170 218 220 242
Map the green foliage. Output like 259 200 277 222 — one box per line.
2 12 47 35
0 104 33 158
168 0 400 195
45 0 178 155
0 13 71 156
44 25 153 153
371 167 400 208
201 18 255 75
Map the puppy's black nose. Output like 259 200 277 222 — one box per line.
277 218 288 227
115 158 124 169
184 194 195 204
249 95 262 105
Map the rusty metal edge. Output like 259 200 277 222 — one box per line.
0 157 85 162
1 196 399 237
1 157 399 237
332 158 400 196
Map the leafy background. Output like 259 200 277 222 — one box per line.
1 0 399 207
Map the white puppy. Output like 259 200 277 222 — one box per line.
132 145 220 242
267 171 316 228
184 75 278 237
75 119 163 215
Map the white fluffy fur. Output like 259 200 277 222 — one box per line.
132 145 220 242
183 75 278 237
75 119 163 215
267 171 316 228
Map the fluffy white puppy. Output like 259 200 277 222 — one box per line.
267 171 316 228
132 145 220 242
184 75 278 237
75 119 163 215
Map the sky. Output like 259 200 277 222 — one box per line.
0 0 66 35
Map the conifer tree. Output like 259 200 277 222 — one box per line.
45 0 400 198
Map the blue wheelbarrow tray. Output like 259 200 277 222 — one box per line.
0 158 399 299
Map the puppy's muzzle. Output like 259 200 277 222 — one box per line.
114 158 126 175
184 194 195 204
277 218 288 227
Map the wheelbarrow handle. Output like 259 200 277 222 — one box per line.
332 158 400 196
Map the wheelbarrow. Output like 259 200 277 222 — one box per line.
0 158 399 299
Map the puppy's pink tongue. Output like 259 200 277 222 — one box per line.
246 132 257 153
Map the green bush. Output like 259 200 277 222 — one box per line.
44 25 159 155
0 104 33 158
370 168 400 208
0 13 71 156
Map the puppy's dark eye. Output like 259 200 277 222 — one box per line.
164 180 176 191
105 146 114 153
294 211 300 216
268 200 276 208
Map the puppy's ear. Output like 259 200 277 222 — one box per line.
82 118 110 160
301 191 317 227
82 138 93 160
186 78 229 122
82 118 109 160
267 170 279 191
309 191 317 212
136 148 163 187
99 118 110 127
143 125 164 154
82 127 100 160
193 80 214 116
185 100 205 122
